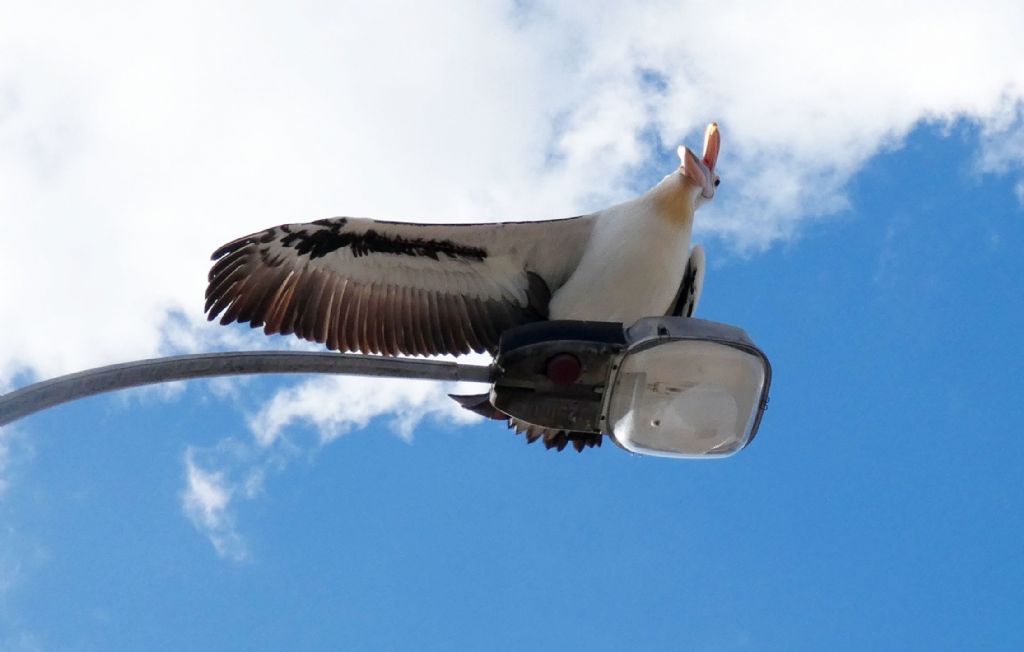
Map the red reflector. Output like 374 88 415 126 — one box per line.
546 354 582 385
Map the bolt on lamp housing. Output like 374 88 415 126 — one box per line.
491 317 771 458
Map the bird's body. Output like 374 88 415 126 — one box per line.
549 171 696 323
206 123 722 451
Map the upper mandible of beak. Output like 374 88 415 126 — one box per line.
703 122 720 171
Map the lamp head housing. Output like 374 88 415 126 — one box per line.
491 316 771 459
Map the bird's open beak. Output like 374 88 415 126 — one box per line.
679 123 720 199
703 122 720 172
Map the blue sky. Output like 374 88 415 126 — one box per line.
3 2 1024 650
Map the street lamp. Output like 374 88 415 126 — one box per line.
490 316 771 458
0 317 770 458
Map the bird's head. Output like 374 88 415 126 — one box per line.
677 122 721 210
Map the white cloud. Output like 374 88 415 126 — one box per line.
181 448 249 561
178 371 486 557
977 101 1024 200
248 374 485 447
3 2 1024 516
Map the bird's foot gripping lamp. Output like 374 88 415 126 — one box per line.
0 317 770 459
489 316 771 458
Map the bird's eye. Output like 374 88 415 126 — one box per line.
714 178 721 187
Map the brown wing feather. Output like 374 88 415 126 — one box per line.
205 217 570 356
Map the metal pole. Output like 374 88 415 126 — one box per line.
0 351 496 427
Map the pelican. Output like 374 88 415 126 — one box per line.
206 123 722 451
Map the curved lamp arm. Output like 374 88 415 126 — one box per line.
0 351 495 427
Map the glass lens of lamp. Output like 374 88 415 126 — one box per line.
607 340 765 458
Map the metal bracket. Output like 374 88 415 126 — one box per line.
0 351 495 427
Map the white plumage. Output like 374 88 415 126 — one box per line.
550 172 701 323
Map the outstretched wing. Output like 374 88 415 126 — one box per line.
206 216 595 356
667 244 706 318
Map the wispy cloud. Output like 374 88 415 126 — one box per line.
977 101 1024 184
0 429 16 501
248 372 487 447
178 366 486 557
974 101 1024 208
0 427 34 501
180 447 253 562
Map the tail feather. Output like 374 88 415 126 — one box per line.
450 393 602 453
448 392 505 420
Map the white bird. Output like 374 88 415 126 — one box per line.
206 123 721 450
